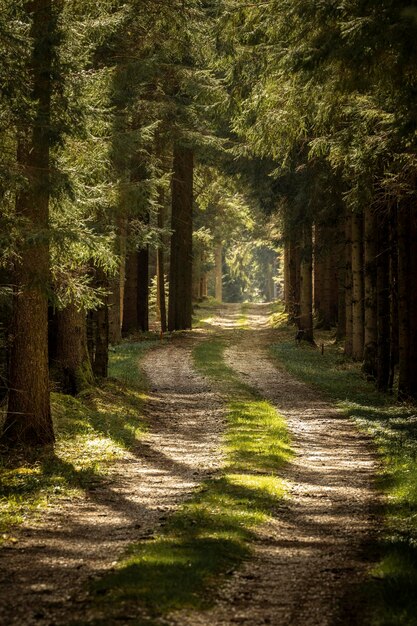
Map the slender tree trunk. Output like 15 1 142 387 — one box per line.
389 206 398 391
344 209 353 356
336 218 346 341
108 216 127 344
376 211 390 391
215 243 223 303
397 205 411 399
299 222 314 343
122 251 138 334
92 268 109 378
55 305 93 394
137 245 149 332
363 205 378 376
283 243 289 311
351 210 364 360
288 235 301 325
3 0 55 447
157 200 167 334
314 225 325 327
168 145 193 331
409 211 417 399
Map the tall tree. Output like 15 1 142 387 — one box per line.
3 0 57 447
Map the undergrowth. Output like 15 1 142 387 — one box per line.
91 335 292 620
0 340 153 544
270 321 417 626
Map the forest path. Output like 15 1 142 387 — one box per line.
169 303 379 626
0 303 378 626
0 339 225 626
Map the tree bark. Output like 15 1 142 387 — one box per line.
157 200 167 333
299 222 314 343
288 235 301 325
122 251 138 334
137 245 149 332
376 211 390 391
397 204 411 399
55 305 94 394
363 205 378 376
3 0 55 447
351 210 364 360
168 145 193 331
215 243 223 303
344 209 353 356
92 268 109 378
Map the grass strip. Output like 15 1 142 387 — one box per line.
91 337 292 619
270 332 417 626
0 340 152 544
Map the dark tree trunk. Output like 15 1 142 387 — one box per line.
376 211 390 391
55 305 94 394
409 210 417 399
363 205 378 377
397 204 411 399
388 207 398 391
168 145 193 331
288 235 301 325
215 243 223 303
92 268 109 378
344 209 353 356
122 251 138 334
299 221 314 343
351 210 364 360
157 200 167 334
137 245 149 332
3 0 55 447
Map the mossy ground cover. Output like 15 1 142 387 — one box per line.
270 315 417 626
91 335 292 620
0 340 153 544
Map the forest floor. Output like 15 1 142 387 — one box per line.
0 303 379 626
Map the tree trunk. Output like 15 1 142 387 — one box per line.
389 206 398 391
168 145 193 331
288 235 300 325
344 209 353 356
108 216 127 344
376 211 390 391
3 0 55 447
409 211 417 399
137 245 149 332
122 251 138 334
215 243 223 303
351 210 364 360
55 305 94 394
299 222 314 343
363 205 378 376
336 218 346 341
157 200 167 334
397 205 411 399
92 268 109 378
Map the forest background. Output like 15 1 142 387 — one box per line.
0 0 417 449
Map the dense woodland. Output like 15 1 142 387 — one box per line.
1 0 417 449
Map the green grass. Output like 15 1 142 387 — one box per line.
91 336 292 620
0 341 152 544
270 329 417 626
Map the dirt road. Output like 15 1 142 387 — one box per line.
0 304 378 625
